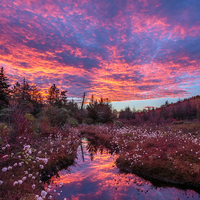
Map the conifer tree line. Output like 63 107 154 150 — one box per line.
0 67 113 126
1 66 200 127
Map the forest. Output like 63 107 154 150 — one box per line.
1 67 200 128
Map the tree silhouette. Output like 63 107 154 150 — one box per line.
86 96 113 123
47 84 60 105
119 106 135 120
0 67 10 110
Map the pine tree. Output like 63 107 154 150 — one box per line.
0 67 10 109
47 84 60 105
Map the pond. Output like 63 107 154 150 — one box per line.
47 139 200 200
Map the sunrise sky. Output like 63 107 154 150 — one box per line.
0 0 200 110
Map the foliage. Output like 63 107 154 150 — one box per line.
10 80 43 116
47 84 60 105
42 105 69 127
24 113 39 133
0 67 10 110
66 117 79 127
113 120 123 128
84 118 94 125
118 96 200 125
86 96 113 124
119 107 135 120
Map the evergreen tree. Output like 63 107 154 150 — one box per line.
47 84 60 105
86 96 113 123
0 67 10 109
21 77 31 101
87 99 100 122
119 106 135 120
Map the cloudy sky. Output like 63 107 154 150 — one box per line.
0 0 200 110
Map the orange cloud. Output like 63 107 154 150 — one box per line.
0 0 200 102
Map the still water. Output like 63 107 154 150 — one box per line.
48 139 200 200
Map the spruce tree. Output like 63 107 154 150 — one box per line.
47 84 60 105
0 67 10 109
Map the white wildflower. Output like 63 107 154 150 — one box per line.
41 190 47 198
46 188 50 192
13 163 17 167
39 165 44 169
13 181 18 186
59 182 63 187
2 167 7 172
23 145 30 150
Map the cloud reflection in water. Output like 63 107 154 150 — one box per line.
49 140 200 200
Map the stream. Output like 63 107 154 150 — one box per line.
47 139 200 200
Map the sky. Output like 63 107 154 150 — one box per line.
0 0 200 110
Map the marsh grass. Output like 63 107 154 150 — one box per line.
171 123 200 136
80 124 200 188
2 122 200 199
0 122 80 200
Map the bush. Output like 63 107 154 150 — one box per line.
42 105 69 127
66 118 79 127
84 118 94 125
113 120 123 128
24 113 39 134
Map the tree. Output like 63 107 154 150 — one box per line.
10 78 32 104
29 84 43 116
21 77 31 101
119 106 135 120
98 98 113 123
165 100 169 107
60 90 68 106
10 82 21 106
86 96 113 123
87 99 100 123
47 84 60 105
0 67 10 110
112 109 118 119
9 79 43 116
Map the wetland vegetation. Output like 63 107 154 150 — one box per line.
1 67 200 199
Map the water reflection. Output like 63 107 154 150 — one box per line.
48 139 200 200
